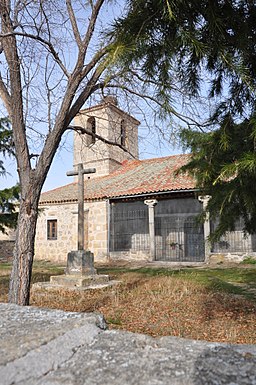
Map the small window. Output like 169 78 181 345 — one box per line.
120 119 126 147
47 219 57 240
87 117 96 145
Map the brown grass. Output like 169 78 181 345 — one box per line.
28 272 256 344
1 263 255 344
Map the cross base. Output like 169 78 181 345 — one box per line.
65 250 97 276
32 248 121 292
50 274 110 287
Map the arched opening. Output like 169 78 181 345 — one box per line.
120 119 126 147
87 116 96 145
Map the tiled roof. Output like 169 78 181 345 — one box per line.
39 154 196 204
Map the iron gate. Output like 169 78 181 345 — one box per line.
211 218 256 253
155 215 205 261
110 198 205 261
109 201 149 252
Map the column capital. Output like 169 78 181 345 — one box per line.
144 199 158 208
198 195 211 208
198 195 211 203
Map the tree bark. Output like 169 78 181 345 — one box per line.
0 0 113 305
8 183 40 305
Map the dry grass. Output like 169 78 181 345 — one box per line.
30 271 256 344
98 274 256 344
1 262 256 344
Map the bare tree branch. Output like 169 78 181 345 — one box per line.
0 73 11 113
0 31 70 78
0 2 31 176
66 0 82 48
82 0 105 52
80 45 109 78
106 83 206 128
69 124 135 158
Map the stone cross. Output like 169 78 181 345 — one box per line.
67 163 96 251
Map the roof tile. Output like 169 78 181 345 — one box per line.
39 154 195 204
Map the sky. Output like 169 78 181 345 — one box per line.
0 120 182 193
0 1 184 193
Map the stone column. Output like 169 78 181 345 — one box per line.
66 164 96 275
198 195 211 261
67 163 96 251
144 199 158 261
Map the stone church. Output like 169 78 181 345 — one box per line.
35 97 256 264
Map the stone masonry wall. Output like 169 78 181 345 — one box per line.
87 200 108 261
73 104 139 179
0 228 16 261
35 203 77 263
35 200 109 263
0 240 15 260
0 228 16 241
73 107 110 178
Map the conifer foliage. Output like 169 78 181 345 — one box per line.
112 0 256 112
112 1 256 238
180 114 256 240
0 119 19 234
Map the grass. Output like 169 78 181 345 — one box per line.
0 259 256 344
0 260 64 301
241 256 256 265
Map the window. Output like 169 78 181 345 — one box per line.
87 117 96 145
47 219 57 240
120 119 126 147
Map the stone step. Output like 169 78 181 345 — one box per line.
50 274 110 288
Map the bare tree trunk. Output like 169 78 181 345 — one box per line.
0 0 127 305
8 184 39 305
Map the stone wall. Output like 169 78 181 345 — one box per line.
35 200 109 263
0 240 14 260
73 103 139 179
110 250 150 261
87 200 108 261
0 228 16 241
35 202 77 263
209 252 256 264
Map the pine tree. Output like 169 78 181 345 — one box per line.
111 0 256 116
0 119 19 234
180 114 256 240
111 0 256 238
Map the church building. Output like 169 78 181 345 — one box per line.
35 97 256 263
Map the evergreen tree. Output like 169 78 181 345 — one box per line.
0 118 14 175
0 119 19 233
180 114 256 240
0 185 20 234
111 0 256 114
112 0 256 238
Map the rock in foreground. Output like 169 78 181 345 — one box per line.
0 303 255 385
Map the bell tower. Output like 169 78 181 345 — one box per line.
73 97 139 178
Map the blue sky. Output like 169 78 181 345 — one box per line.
0 1 185 193
1 122 182 193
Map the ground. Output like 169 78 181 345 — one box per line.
1 255 256 344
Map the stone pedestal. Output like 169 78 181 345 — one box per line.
65 250 97 275
33 250 120 291
50 274 110 288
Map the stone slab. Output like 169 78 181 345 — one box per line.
0 303 256 385
50 273 110 287
32 279 121 292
